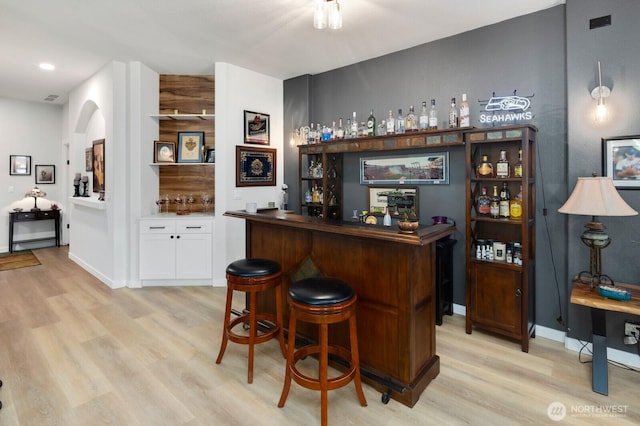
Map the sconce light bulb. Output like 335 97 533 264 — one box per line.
595 98 608 123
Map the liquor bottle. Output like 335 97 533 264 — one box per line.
383 206 392 226
359 121 366 137
308 123 316 144
321 124 331 141
406 105 417 131
386 110 395 134
351 111 358 137
499 182 510 218
367 109 376 136
336 118 345 139
345 118 352 139
476 186 491 215
459 93 470 127
395 108 406 134
448 98 458 128
315 123 321 144
514 148 523 177
510 185 523 219
428 99 438 129
331 121 337 140
490 185 500 218
419 101 429 130
476 155 494 177
378 120 387 136
496 150 510 178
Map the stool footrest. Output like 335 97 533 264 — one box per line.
290 344 357 392
227 314 280 345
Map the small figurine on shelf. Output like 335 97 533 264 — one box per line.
98 190 105 201
73 173 81 197
81 175 90 197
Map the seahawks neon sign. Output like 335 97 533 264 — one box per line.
479 91 534 124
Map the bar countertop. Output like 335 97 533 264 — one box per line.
224 209 455 246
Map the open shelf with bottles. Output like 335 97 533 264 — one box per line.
465 125 536 352
299 149 342 219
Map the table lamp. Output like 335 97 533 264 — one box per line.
558 176 637 288
25 186 47 211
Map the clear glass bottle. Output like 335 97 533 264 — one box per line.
321 124 331 141
499 182 510 218
395 108 406 134
367 109 376 137
496 150 510 178
386 110 395 134
459 93 470 127
419 101 429 130
345 118 352 139
490 185 500 219
510 185 523 219
514 148 523 177
476 186 491 215
476 155 494 177
428 99 438 129
351 111 358 137
448 97 458 128
377 120 387 136
308 123 316 144
383 206 392 226
331 121 337 140
406 105 417 131
358 121 367 137
315 123 321 144
336 117 345 139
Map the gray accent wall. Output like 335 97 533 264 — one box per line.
284 1 640 354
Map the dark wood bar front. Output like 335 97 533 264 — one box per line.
225 209 455 407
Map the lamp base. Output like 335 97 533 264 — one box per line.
577 270 614 290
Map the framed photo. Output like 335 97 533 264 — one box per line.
360 152 449 185
367 186 418 217
205 148 216 163
35 165 55 184
154 141 176 163
602 135 640 189
9 155 31 176
85 148 93 171
177 132 204 163
244 110 270 145
236 145 276 187
92 138 105 193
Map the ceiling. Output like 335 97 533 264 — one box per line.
0 0 564 105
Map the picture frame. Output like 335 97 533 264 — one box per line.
154 141 176 163
602 135 640 189
236 145 276 187
177 131 204 163
9 155 31 176
367 186 418 217
92 138 105 193
244 110 270 145
35 165 55 184
360 152 449 185
85 148 93 171
205 148 216 163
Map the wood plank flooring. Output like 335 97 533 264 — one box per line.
0 246 638 425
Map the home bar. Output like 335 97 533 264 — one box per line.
225 209 455 407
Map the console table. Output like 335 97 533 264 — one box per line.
9 209 61 253
570 280 640 395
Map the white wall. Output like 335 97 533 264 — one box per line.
0 98 63 252
213 63 284 285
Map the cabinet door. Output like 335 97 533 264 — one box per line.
140 234 176 279
469 261 522 337
175 233 212 279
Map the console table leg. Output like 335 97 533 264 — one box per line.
590 308 608 396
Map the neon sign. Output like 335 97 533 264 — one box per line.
479 91 534 125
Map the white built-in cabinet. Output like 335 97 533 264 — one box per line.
139 216 213 284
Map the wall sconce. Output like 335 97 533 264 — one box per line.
590 61 611 123
313 0 342 30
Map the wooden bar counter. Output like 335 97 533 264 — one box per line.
224 209 455 407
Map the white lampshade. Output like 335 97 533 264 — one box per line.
558 176 637 217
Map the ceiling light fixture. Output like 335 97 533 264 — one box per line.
39 62 55 71
314 0 342 30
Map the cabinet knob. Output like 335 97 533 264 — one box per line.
170 235 174 239
515 288 522 297
176 235 180 239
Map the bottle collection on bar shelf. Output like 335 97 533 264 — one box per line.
301 94 469 144
474 239 523 265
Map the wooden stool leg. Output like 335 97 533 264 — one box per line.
247 291 257 384
349 313 367 407
278 312 297 408
215 285 234 364
275 284 286 357
319 322 329 426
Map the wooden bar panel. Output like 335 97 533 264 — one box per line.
159 75 214 114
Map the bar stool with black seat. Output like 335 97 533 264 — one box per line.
216 258 286 383
278 277 367 426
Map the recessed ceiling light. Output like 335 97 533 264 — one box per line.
39 63 55 71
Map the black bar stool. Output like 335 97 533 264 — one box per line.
216 258 286 383
278 277 367 426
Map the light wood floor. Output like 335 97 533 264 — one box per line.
0 247 638 425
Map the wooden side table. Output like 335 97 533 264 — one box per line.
8 209 61 253
570 280 640 395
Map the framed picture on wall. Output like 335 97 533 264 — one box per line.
244 110 270 145
360 152 449 185
154 141 176 163
602 135 640 189
92 139 105 193
236 145 276 187
366 186 418 217
35 165 55 184
177 132 204 163
9 155 31 176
